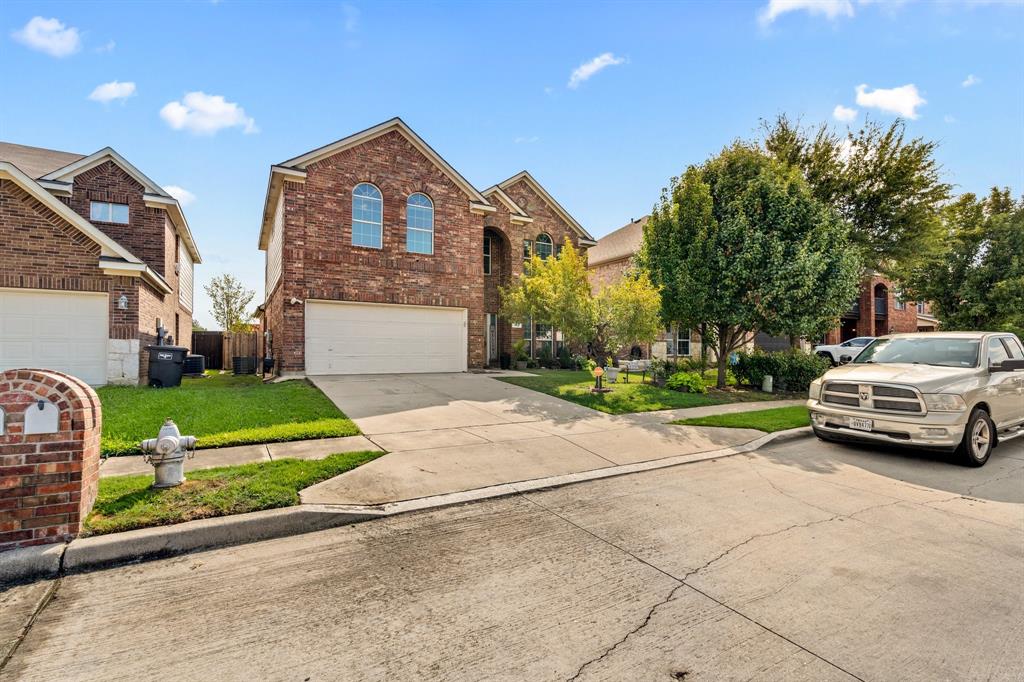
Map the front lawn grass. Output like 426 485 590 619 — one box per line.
498 370 783 415
83 450 383 535
672 405 810 432
97 372 358 456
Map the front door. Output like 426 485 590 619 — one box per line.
486 313 498 364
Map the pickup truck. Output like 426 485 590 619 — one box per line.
807 332 1024 466
813 337 875 365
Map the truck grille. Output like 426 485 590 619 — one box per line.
821 382 925 414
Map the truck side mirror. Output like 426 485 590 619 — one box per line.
839 354 853 364
991 358 1024 372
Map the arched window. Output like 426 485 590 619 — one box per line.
352 183 382 249
406 193 433 254
535 233 553 259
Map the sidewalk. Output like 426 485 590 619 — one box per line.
99 435 381 477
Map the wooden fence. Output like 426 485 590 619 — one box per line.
191 331 258 371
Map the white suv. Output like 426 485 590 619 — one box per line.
807 332 1024 466
813 337 875 365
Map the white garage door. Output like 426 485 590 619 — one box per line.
305 301 467 375
0 289 108 385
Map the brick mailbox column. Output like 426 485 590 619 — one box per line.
0 369 102 551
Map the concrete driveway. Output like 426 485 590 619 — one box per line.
6 437 1020 681
307 373 801 505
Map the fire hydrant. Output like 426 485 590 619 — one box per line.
140 419 197 488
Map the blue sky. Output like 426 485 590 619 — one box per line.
2 0 1022 328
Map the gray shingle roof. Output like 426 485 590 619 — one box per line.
587 216 648 266
0 142 84 179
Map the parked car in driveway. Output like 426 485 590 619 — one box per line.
813 337 875 365
807 332 1024 466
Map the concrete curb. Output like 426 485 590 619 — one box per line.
0 544 65 587
1 427 813 586
308 427 815 516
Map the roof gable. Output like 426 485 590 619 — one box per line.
280 118 490 206
480 185 533 222
497 171 593 241
41 147 169 197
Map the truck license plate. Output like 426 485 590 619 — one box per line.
849 417 873 432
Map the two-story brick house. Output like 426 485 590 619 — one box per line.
256 118 595 376
0 142 200 385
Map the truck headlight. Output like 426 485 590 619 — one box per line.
808 380 822 400
923 394 967 412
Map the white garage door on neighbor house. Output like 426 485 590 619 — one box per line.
304 301 467 375
0 289 108 386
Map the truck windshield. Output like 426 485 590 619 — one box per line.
854 337 981 368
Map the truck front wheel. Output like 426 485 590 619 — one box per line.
956 408 994 467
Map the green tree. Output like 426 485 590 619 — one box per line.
762 115 951 274
204 273 255 332
639 145 860 388
904 188 1024 335
501 241 662 363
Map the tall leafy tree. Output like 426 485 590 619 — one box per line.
639 145 860 388
904 188 1024 335
762 115 951 274
501 241 661 363
204 273 255 332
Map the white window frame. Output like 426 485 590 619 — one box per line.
916 301 926 314
406 192 434 255
677 328 691 356
352 183 383 249
90 200 129 224
483 235 492 275
535 233 553 260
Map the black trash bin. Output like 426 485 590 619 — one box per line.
146 345 189 388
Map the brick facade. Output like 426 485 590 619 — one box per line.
823 274 934 345
0 151 196 385
260 124 591 374
0 369 101 551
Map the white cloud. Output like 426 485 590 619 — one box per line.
759 0 854 26
961 74 980 87
164 185 196 207
342 3 359 32
88 81 136 103
944 114 958 124
95 40 116 53
568 52 626 89
160 92 258 135
855 83 926 119
514 136 539 144
838 137 855 163
11 16 81 57
833 104 858 122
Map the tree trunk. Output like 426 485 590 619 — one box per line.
717 325 729 390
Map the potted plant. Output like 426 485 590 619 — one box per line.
512 340 529 370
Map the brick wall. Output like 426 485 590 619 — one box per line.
274 131 487 371
65 161 169 275
588 256 632 293
0 369 101 551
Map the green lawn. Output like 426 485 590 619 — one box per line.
97 372 359 456
498 370 781 415
84 450 383 535
672 406 810 432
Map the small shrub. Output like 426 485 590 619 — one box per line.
584 357 598 373
665 371 708 394
733 349 830 392
557 346 573 369
649 359 671 387
512 340 529 362
537 344 555 369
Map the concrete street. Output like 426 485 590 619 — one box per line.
3 435 1021 681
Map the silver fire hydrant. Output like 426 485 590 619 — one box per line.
140 419 197 488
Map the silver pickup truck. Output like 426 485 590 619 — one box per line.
807 332 1024 466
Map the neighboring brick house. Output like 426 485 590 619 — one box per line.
589 215 939 354
821 274 939 344
256 118 595 375
587 216 703 360
0 143 200 385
